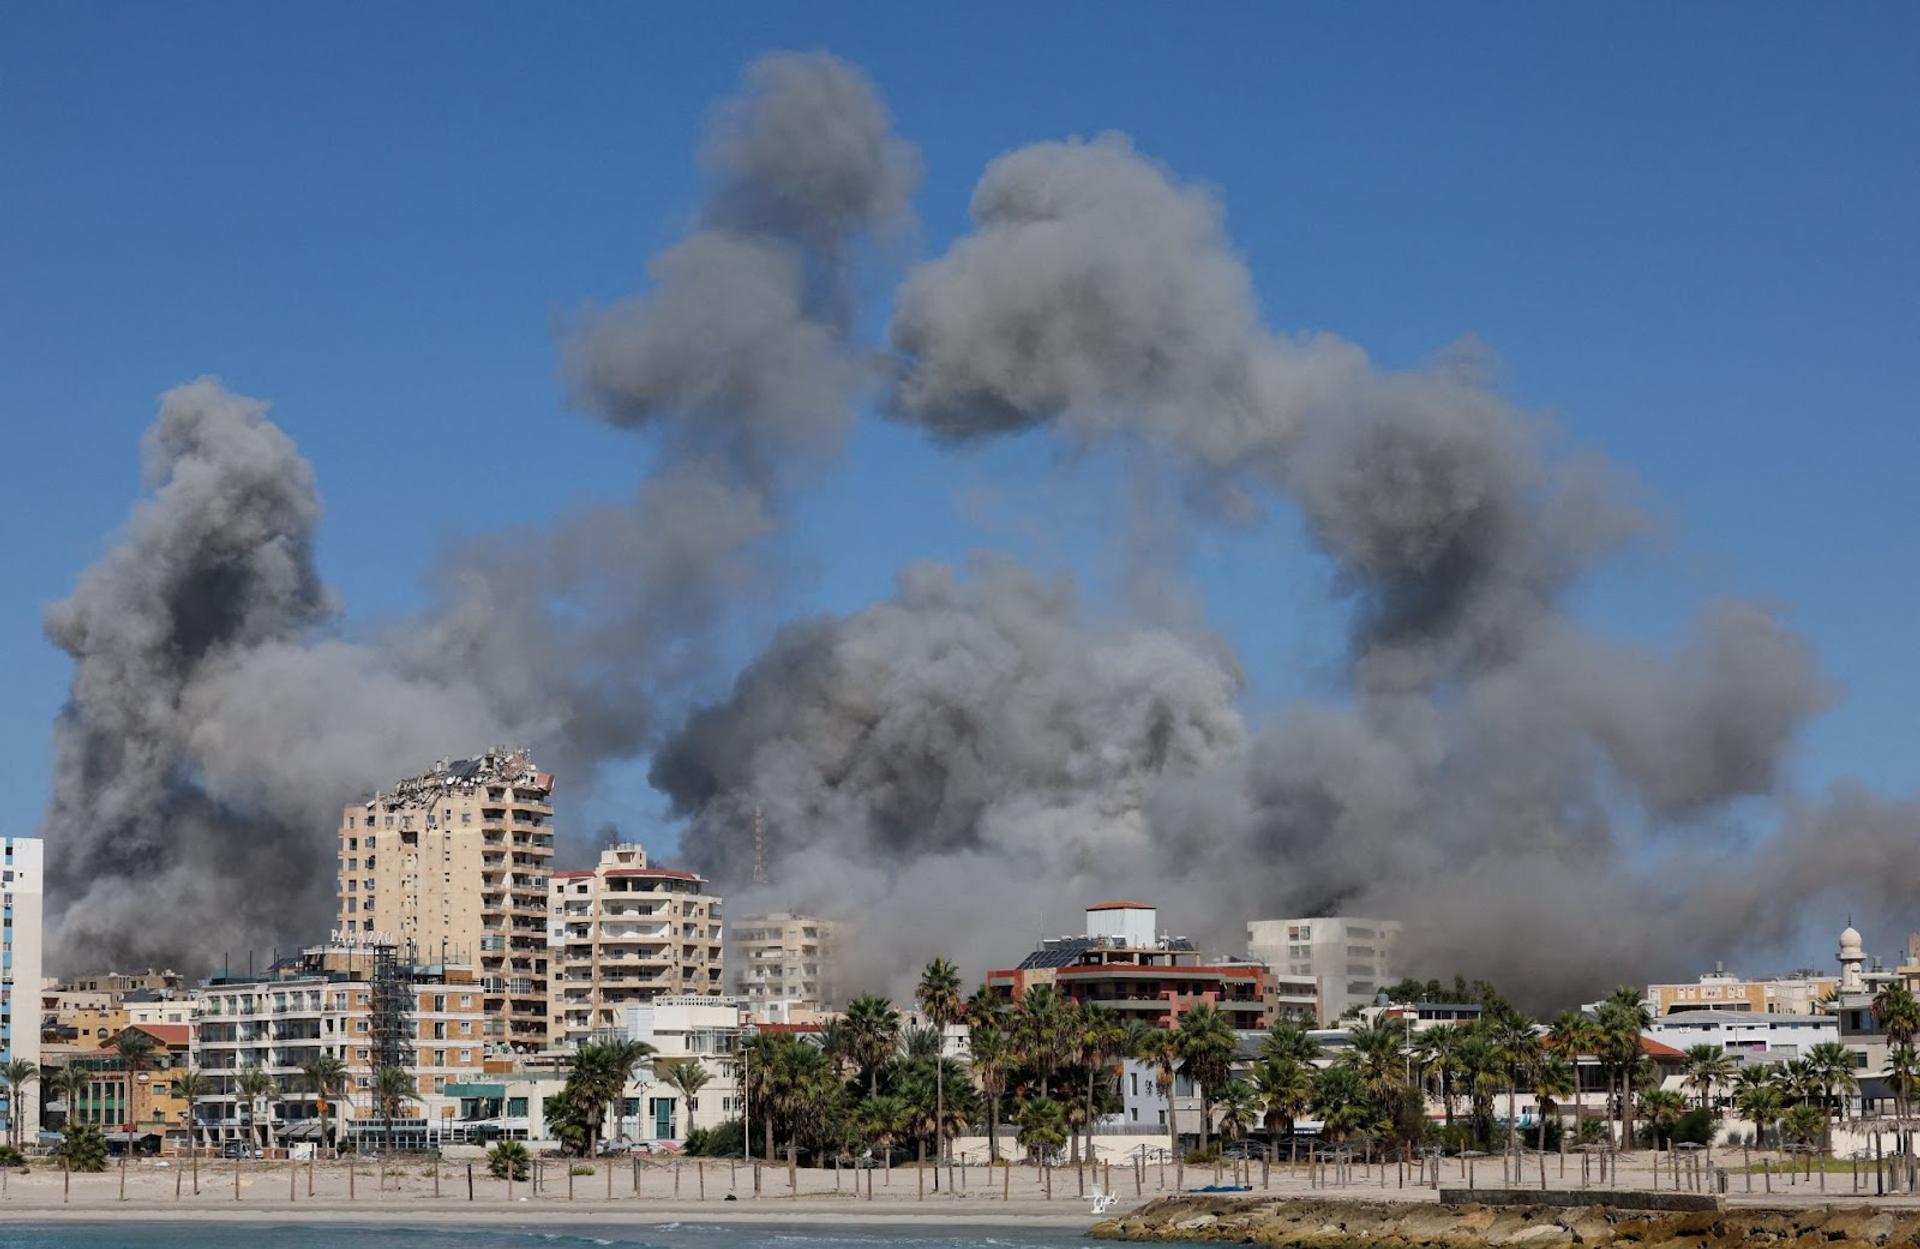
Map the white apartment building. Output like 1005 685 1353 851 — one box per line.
1247 916 1400 1025
1 838 42 1146
548 844 724 1047
728 913 838 1020
605 996 745 1142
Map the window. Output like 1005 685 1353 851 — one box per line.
507 1097 528 1117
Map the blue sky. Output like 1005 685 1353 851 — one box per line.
4 4 1917 875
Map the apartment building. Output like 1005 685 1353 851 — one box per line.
548 844 725 1047
605 996 745 1141
1246 915 1401 1025
336 748 554 1050
1 837 40 1147
986 902 1270 1032
1647 965 1838 1016
190 944 487 1149
728 913 838 1019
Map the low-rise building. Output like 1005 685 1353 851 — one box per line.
1647 965 1838 1017
607 996 746 1142
1644 1009 1837 1062
48 1023 193 1153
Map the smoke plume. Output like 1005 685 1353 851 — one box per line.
40 52 917 971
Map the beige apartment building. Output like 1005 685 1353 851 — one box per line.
728 912 839 1019
1648 964 1840 1016
548 844 724 1047
336 748 554 1050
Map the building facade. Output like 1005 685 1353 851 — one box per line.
548 844 725 1047
2 837 41 1146
1643 1009 1837 1062
608 996 745 1141
190 944 488 1149
728 913 838 1020
53 1023 193 1153
1647 966 1838 1016
336 748 554 1049
1246 916 1401 1025
987 902 1270 1032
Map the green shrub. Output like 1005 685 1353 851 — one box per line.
0 1143 27 1168
569 1164 594 1176
55 1123 108 1172
487 1140 530 1181
685 1119 744 1157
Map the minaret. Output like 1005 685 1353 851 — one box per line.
1839 918 1867 993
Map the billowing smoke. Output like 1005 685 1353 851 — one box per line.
40 52 917 971
41 59 1908 1006
661 128 1872 1008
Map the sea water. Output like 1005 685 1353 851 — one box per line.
4 1224 1092 1249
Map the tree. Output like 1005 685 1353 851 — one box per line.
1780 1102 1825 1149
1311 1064 1379 1143
235 1068 278 1151
55 1121 108 1172
109 1028 158 1189
370 1066 416 1154
1251 1057 1314 1142
915 958 963 1181
1420 1026 1464 1130
1532 1055 1577 1153
1874 983 1920 1049
300 1054 348 1155
1638 1087 1686 1148
1176 1003 1237 1154
1737 1080 1784 1149
172 1069 211 1194
1073 1002 1125 1165
1260 1021 1320 1066
1013 985 1074 1098
1217 1080 1259 1141
1886 1044 1920 1125
1544 1011 1598 1128
965 992 1012 1163
1597 987 1651 1150
1136 1027 1182 1156
843 994 902 1096
53 1065 93 1136
1805 1040 1859 1150
657 1060 711 1141
856 1094 909 1170
487 1139 530 1180
561 1039 654 1158
1016 1095 1068 1163
1681 1044 1735 1112
1 1058 38 1151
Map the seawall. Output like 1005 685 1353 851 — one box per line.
1090 1196 1920 1248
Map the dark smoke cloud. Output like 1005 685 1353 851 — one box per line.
662 126 1858 1008
40 52 917 972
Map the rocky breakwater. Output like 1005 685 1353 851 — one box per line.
1090 1196 1920 1249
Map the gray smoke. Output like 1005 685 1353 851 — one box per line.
660 128 1864 1008
40 52 917 972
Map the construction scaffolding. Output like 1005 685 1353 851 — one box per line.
369 942 417 1074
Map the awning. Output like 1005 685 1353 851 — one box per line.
446 1083 507 1098
106 1132 162 1143
280 1122 329 1140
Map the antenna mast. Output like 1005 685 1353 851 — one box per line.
751 804 768 889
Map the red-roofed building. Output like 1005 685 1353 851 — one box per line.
984 901 1270 1031
548 843 725 1046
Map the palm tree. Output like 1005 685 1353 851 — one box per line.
1074 1002 1124 1165
1176 1003 1237 1154
1311 1064 1377 1143
965 993 1012 1163
1013 985 1074 1098
1260 1021 1320 1066
1682 1044 1735 1112
1805 1040 1859 1150
235 1067 277 1151
1544 1010 1598 1129
300 1054 348 1156
1016 1095 1068 1164
1737 1079 1784 1149
915 958 963 1180
857 1093 908 1171
1251 1056 1314 1144
1874 983 1920 1049
657 1060 711 1141
2 1057 39 1150
52 1066 93 1190
1597 987 1651 1149
1420 1025 1464 1130
370 1066 415 1154
110 1029 158 1184
843 994 902 1096
564 1039 654 1157
1486 1007 1538 1155
1781 1102 1826 1149
1136 1027 1182 1155
1886 1044 1920 1125
172 1069 211 1193
1217 1079 1259 1141
1532 1056 1577 1153
1638 1087 1686 1148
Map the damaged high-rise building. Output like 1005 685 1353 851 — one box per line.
335 748 554 1051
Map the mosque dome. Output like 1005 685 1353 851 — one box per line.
1840 924 1865 958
